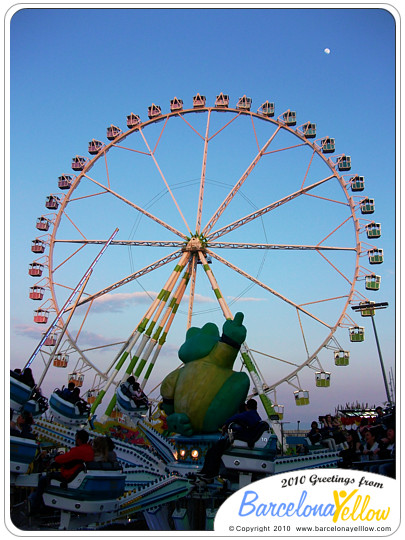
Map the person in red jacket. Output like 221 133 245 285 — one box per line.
53 429 94 480
28 429 94 515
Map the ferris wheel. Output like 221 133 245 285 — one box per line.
27 92 383 419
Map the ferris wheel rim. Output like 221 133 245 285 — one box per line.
36 99 367 405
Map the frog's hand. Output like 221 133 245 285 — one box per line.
221 312 247 348
166 413 194 436
161 369 181 415
202 371 250 433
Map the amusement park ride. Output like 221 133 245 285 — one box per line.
10 93 385 531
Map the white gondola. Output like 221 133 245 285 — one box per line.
116 384 148 418
10 371 48 416
10 435 38 475
42 462 126 529
49 390 90 426
10 372 33 412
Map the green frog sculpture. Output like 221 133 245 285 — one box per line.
160 312 250 436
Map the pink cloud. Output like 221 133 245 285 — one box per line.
90 291 158 312
13 323 43 340
183 293 216 303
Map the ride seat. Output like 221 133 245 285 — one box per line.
86 461 122 471
49 461 122 489
120 383 133 399
234 421 270 449
119 384 148 410
55 388 67 400
50 463 86 489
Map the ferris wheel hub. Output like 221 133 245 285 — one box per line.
183 233 208 253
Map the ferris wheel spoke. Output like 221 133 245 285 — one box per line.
79 341 126 353
56 208 88 239
206 249 332 329
195 110 212 233
296 308 310 359
250 114 261 152
67 190 110 202
103 149 111 189
249 348 301 368
67 250 183 310
54 239 186 248
176 112 206 140
315 249 355 285
83 173 186 239
262 141 308 156
151 115 170 154
311 215 359 284
206 174 336 241
207 111 241 142
317 215 353 246
202 125 282 236
300 149 317 190
73 295 94 343
52 243 87 273
208 241 356 252
265 330 336 392
62 304 110 379
299 295 350 308
139 129 192 233
304 192 349 205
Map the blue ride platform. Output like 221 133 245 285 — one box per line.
49 391 90 426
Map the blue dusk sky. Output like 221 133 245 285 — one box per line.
6 5 399 427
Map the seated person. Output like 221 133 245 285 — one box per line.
378 426 395 458
370 407 388 440
92 436 109 462
358 417 374 439
306 421 322 444
10 368 22 379
339 430 362 468
121 376 148 408
29 429 94 513
374 406 386 426
71 387 90 415
223 398 262 442
361 429 380 461
19 368 36 388
120 375 137 397
10 411 36 439
106 437 118 463
370 426 395 478
61 382 76 401
320 414 345 444
91 436 119 464
191 399 264 482
132 382 149 408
